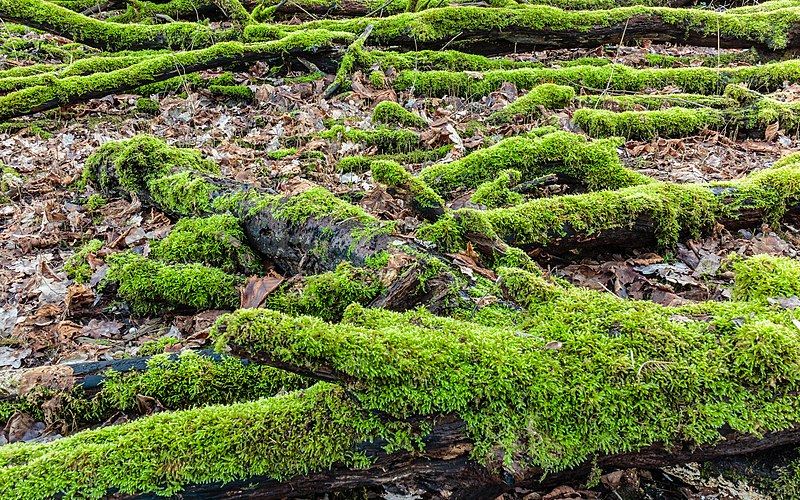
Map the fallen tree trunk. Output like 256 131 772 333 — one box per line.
6 1 800 53
8 273 800 499
421 158 800 254
0 32 347 120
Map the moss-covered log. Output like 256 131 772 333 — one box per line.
0 31 347 120
10 270 800 498
396 59 800 97
9 2 800 54
424 155 800 253
83 135 397 275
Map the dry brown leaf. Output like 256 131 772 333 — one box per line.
240 272 285 309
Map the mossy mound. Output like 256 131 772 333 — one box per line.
734 254 800 302
372 101 427 128
106 252 241 314
151 214 261 274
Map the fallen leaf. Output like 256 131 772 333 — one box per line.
240 272 285 309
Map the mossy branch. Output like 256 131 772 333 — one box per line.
0 31 348 120
426 156 800 252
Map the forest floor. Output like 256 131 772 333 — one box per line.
5 2 800 498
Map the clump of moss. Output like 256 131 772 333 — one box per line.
267 148 297 160
264 262 385 322
106 252 241 314
572 107 725 140
0 164 22 196
134 97 159 115
416 213 466 253
371 160 443 218
337 145 453 173
471 169 524 208
488 83 575 124
418 131 649 195
137 336 179 356
320 125 421 153
83 193 107 210
64 239 103 284
733 254 800 302
83 136 221 216
372 101 427 128
151 214 261 274
369 70 387 88
209 84 255 102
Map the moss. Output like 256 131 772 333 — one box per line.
444 155 800 249
470 169 524 209
83 193 107 210
137 336 179 356
0 31 349 120
320 125 421 153
0 383 389 499
372 101 427 128
64 239 103 284
213 283 800 472
371 160 444 212
487 83 575 124
300 5 800 53
338 145 452 172
369 70 387 89
418 131 649 195
106 252 241 315
151 214 261 275
416 213 466 253
395 59 800 98
0 0 224 52
267 147 297 160
572 107 725 140
84 135 219 215
209 84 255 102
134 97 159 115
733 254 800 302
264 262 385 322
269 186 375 226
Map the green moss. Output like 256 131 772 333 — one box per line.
488 83 575 124
151 214 260 274
733 254 800 302
264 262 385 322
337 145 453 172
0 383 386 498
573 107 725 140
270 186 375 226
471 169 524 209
395 59 800 98
371 160 444 213
83 193 107 210
213 281 800 472
209 84 255 102
134 97 159 115
416 213 465 253
445 155 800 250
84 136 219 216
372 101 427 128
418 131 649 195
320 125 421 153
267 147 297 160
106 253 241 315
64 239 103 284
369 70 387 88
137 337 179 356
0 31 349 120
